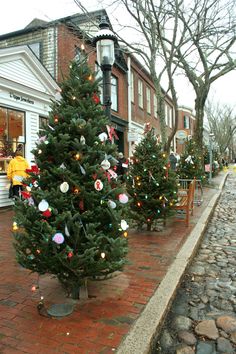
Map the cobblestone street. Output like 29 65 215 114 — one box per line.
154 171 236 354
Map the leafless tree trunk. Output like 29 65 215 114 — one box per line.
75 0 236 151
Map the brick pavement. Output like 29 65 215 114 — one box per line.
0 172 226 354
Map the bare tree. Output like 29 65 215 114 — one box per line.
75 0 236 151
171 0 236 148
74 0 182 151
205 100 236 155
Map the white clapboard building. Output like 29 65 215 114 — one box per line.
0 45 60 207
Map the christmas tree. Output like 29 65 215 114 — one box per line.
13 58 129 298
177 139 205 182
126 125 178 231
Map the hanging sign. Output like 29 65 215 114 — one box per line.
176 130 188 140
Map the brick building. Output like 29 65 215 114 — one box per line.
0 9 175 160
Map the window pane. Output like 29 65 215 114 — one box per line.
8 110 24 141
146 87 151 114
29 42 41 59
138 80 143 108
39 116 48 129
111 75 118 111
0 107 7 138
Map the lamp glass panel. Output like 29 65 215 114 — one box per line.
96 39 115 65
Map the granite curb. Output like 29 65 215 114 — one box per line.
116 172 229 354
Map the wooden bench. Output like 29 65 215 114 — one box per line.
173 178 196 226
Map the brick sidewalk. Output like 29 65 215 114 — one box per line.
0 173 226 354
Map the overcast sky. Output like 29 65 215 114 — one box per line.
0 0 235 112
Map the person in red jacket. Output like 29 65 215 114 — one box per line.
7 147 29 198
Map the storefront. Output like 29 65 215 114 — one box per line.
0 45 60 207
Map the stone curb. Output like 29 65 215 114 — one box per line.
116 172 229 354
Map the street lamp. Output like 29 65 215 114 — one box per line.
209 132 214 183
93 16 117 121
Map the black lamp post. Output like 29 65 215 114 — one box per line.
94 16 117 121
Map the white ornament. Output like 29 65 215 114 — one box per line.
101 159 111 170
60 182 69 193
108 200 116 209
38 199 49 212
185 155 194 164
94 179 103 191
120 219 129 230
98 132 108 142
80 135 86 144
60 163 66 169
108 169 118 179
118 193 129 204
65 224 70 237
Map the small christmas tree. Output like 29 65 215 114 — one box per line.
13 57 129 298
0 134 13 158
177 139 205 182
126 125 178 231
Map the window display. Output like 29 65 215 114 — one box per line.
0 107 25 173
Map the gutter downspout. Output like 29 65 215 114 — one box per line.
127 55 132 158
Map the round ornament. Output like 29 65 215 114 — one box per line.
60 182 69 193
98 132 108 142
120 219 129 230
38 199 49 212
101 159 110 170
52 233 65 244
118 193 129 204
94 179 103 191
108 200 116 209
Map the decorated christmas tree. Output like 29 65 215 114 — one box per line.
126 125 178 231
13 58 129 298
177 139 205 182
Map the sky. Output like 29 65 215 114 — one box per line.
0 0 235 113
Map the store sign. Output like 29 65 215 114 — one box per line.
9 92 34 104
176 130 187 140
128 132 138 142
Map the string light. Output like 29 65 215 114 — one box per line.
74 153 81 160
12 222 18 231
73 187 80 194
101 252 106 258
123 231 128 237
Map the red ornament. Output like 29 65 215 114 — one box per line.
92 93 100 104
26 165 40 175
79 199 84 211
68 252 73 258
42 209 51 218
21 191 31 199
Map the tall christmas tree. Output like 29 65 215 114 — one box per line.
126 125 178 231
13 58 129 298
177 139 205 182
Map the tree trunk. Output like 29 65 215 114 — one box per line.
194 92 208 149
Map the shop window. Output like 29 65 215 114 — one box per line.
0 107 25 173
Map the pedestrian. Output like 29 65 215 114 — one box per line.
169 151 177 171
116 152 129 182
7 146 29 199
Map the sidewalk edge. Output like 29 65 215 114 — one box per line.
116 172 228 354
